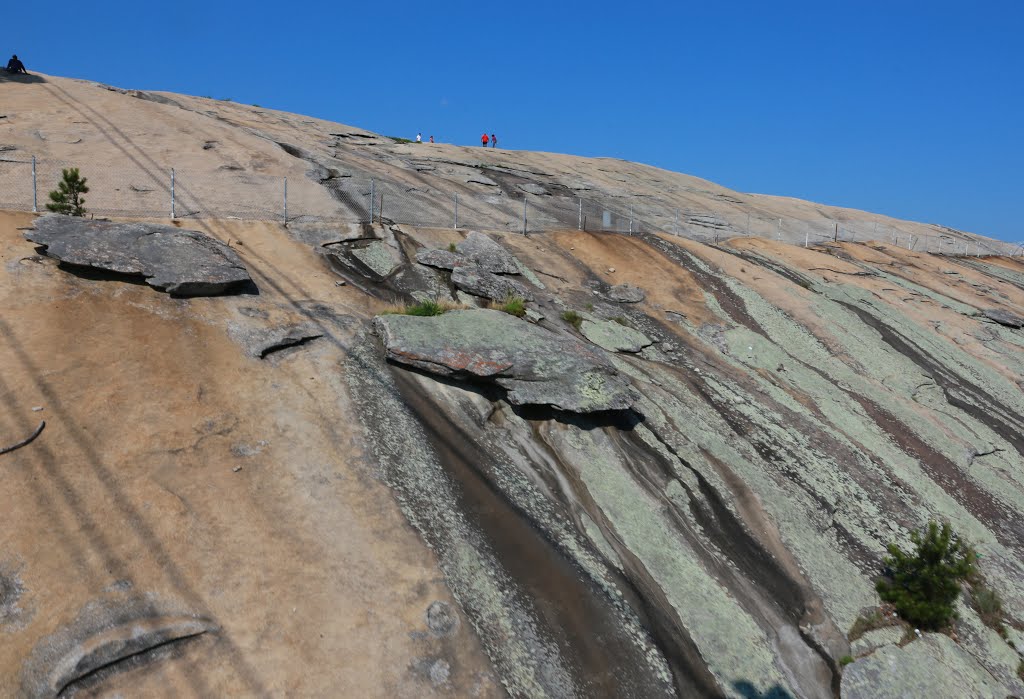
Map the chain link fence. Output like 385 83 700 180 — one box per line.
2 156 1020 256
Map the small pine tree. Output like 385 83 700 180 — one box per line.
46 168 90 216
877 521 976 630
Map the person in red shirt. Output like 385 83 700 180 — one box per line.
481 133 489 147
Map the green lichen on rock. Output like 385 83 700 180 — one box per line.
580 319 653 353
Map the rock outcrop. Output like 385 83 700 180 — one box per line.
25 215 252 296
374 309 639 412
451 264 534 302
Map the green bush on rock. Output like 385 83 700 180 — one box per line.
876 521 976 630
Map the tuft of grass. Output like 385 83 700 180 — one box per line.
389 136 413 144
611 315 630 327
380 299 463 317
448 242 458 252
491 295 526 318
839 655 854 667
971 584 1007 638
561 310 583 330
585 302 594 311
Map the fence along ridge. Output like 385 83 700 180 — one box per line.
1 156 1019 256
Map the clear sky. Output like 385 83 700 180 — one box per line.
6 1 1022 241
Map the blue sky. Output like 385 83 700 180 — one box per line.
7 1 1022 241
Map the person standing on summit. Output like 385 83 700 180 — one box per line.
491 133 497 149
5 55 28 74
481 133 489 147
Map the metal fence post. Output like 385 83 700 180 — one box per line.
170 168 176 219
283 177 288 224
31 156 37 213
578 198 583 230
369 179 375 224
629 204 633 235
522 196 527 235
454 193 459 229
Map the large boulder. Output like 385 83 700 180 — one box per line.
451 265 534 302
840 633 1011 699
25 215 253 296
374 309 639 413
455 232 521 274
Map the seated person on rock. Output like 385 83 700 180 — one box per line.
6 55 28 74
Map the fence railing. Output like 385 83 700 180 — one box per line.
2 156 1020 257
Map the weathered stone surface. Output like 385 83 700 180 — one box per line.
849 625 904 657
20 594 216 699
452 264 534 302
227 321 324 359
841 633 1009 699
982 308 1024 328
349 240 401 278
415 248 465 270
374 309 639 412
455 231 521 274
608 283 646 303
517 183 547 196
580 319 653 353
25 214 252 296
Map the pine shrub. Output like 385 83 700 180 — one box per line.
46 168 89 216
876 521 976 630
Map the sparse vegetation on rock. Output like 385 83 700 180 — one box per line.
492 295 526 318
381 299 459 317
561 310 583 330
849 608 897 641
876 521 976 630
46 167 89 216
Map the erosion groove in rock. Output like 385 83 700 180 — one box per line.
20 596 216 699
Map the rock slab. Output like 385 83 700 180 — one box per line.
455 232 521 274
374 309 639 413
452 265 534 302
581 319 653 353
841 633 1010 699
26 214 252 296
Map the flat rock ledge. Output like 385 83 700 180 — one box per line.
26 214 253 296
374 309 639 413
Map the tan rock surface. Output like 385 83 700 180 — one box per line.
0 211 499 697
